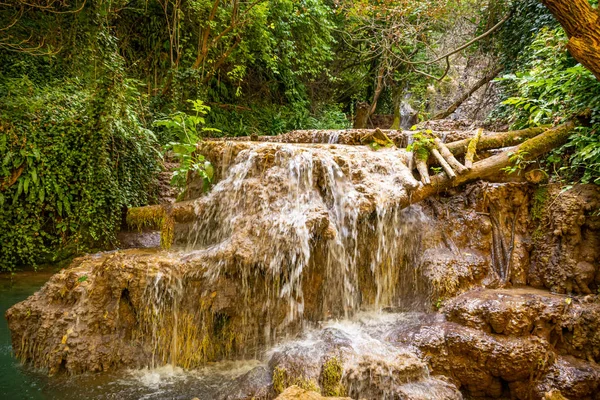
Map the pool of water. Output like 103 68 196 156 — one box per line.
0 270 261 400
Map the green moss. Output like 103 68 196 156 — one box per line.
321 357 346 396
272 367 287 394
126 205 175 250
531 186 548 221
126 205 166 231
160 213 174 250
272 366 320 394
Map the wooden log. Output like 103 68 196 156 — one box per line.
373 128 395 147
430 147 456 179
434 138 468 174
445 126 547 157
406 121 577 207
396 159 420 190
407 151 414 171
464 128 483 169
415 157 431 185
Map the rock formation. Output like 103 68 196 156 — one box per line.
5 122 600 399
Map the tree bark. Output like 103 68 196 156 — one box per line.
433 66 503 120
434 138 468 174
541 0 600 80
444 126 547 157
353 102 370 129
464 128 483 169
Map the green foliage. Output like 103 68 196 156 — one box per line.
154 100 217 193
494 28 600 184
501 150 532 175
407 130 435 161
493 0 558 69
0 74 159 269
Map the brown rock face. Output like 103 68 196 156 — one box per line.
529 185 600 294
444 288 600 362
385 288 600 400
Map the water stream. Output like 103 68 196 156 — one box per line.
3 141 441 398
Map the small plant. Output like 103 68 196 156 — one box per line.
154 100 219 194
501 149 532 175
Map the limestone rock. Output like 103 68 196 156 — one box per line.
443 288 600 362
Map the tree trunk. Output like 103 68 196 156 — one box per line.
433 66 503 120
541 0 600 80
353 102 370 129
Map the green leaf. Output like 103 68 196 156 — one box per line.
204 162 214 181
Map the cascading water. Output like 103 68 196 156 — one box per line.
129 141 431 369
6 139 441 399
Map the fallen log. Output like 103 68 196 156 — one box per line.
429 147 456 179
415 157 431 185
445 126 547 156
406 121 576 206
434 138 468 174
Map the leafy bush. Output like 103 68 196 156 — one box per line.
0 76 160 269
154 100 217 194
492 28 600 184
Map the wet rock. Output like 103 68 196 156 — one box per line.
529 185 600 294
390 321 555 398
511 356 600 400
392 377 463 400
421 248 492 300
116 230 161 249
266 316 462 400
218 366 272 400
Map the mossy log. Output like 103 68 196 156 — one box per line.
406 121 577 206
464 128 483 169
444 126 547 157
125 203 196 249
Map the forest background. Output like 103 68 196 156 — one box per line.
1 0 599 269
